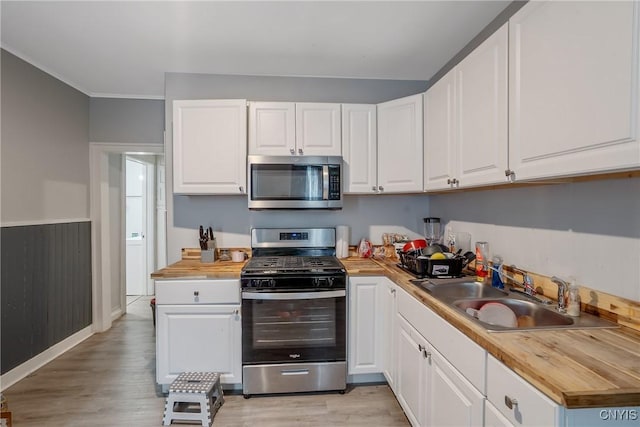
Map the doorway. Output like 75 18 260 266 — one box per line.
125 156 153 298
90 143 165 333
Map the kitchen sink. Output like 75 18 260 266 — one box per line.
413 279 619 332
452 298 619 331
419 280 509 301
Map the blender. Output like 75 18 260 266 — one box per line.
423 217 441 246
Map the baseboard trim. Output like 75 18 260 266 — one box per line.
0 325 93 390
111 307 124 322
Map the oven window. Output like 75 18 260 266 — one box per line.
252 298 336 349
242 293 346 364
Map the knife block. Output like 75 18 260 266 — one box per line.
200 249 215 263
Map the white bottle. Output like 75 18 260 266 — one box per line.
567 281 581 317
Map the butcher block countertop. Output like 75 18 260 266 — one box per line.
151 254 640 409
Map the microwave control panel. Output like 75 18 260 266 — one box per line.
329 166 341 200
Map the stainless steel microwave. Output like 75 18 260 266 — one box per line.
247 155 342 210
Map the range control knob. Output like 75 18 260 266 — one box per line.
313 277 334 288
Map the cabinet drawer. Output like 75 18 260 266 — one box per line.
487 354 560 426
155 279 240 304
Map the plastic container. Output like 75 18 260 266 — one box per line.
475 241 490 282
423 217 441 245
567 281 581 317
491 255 504 289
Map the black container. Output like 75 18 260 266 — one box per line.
398 250 464 278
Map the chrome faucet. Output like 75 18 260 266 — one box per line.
551 276 568 313
511 266 535 295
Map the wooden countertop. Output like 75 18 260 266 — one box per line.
152 255 640 408
151 259 245 279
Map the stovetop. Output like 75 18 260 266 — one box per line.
242 255 345 274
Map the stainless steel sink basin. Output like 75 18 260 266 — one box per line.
452 298 619 332
412 279 619 332
419 280 509 301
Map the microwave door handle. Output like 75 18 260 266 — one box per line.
242 290 346 300
322 165 329 200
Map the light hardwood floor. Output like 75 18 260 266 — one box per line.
4 296 409 426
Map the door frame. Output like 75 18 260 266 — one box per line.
90 142 164 333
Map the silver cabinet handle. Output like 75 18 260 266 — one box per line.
505 395 518 410
378 185 384 192
193 290 199 297
505 169 513 177
418 344 425 351
447 178 452 184
372 186 377 192
424 350 431 360
452 178 459 185
298 148 303 155
239 186 244 193
290 148 295 154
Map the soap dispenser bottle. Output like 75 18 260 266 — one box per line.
567 279 581 317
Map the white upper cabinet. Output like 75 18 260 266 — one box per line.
508 1 640 181
248 102 295 156
172 99 247 194
424 72 456 191
378 94 424 193
248 102 341 156
342 104 378 193
295 103 342 156
455 23 508 187
424 23 508 191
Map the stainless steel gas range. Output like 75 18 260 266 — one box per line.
240 228 347 398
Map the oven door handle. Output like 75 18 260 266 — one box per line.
242 290 346 300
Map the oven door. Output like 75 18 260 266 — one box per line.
242 289 346 364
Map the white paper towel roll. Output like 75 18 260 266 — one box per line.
336 225 350 258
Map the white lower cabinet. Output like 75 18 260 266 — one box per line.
348 277 385 375
396 313 429 426
426 346 484 426
395 287 484 427
487 354 562 426
155 279 242 387
381 278 398 391
485 400 515 427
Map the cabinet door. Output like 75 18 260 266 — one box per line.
424 72 455 191
485 401 515 427
348 277 384 375
509 1 640 180
426 346 484 427
173 99 247 194
456 22 508 188
248 102 296 155
342 104 378 194
378 94 424 193
396 314 428 427
295 103 342 156
156 304 242 385
381 279 398 391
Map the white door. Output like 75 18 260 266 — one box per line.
377 94 424 193
173 99 247 194
426 347 485 427
424 72 456 191
342 104 378 194
295 103 342 156
396 314 428 426
508 1 640 180
348 277 384 375
125 158 147 296
455 22 508 188
248 101 296 155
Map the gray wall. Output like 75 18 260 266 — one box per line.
165 72 430 262
1 49 90 223
1 49 93 375
89 97 164 144
430 177 640 301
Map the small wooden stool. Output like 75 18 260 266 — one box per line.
163 372 224 426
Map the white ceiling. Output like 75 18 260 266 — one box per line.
1 1 510 99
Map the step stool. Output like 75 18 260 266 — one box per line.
163 372 224 426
